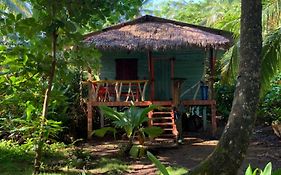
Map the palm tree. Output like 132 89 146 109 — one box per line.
195 0 280 95
219 0 281 95
152 0 280 95
190 0 263 173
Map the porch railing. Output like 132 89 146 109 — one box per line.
88 80 149 102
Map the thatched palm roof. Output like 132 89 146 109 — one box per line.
84 15 233 51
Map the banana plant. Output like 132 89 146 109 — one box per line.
93 105 163 156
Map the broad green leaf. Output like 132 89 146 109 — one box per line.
166 166 188 175
92 127 116 138
147 151 169 175
99 106 123 121
253 169 261 175
129 144 140 158
142 126 163 139
272 168 281 175
245 165 253 175
262 162 272 175
25 101 35 121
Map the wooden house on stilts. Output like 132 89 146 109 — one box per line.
83 15 233 140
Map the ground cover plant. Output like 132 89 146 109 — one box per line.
94 105 163 157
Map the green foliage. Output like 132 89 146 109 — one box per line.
0 109 62 142
92 127 116 138
1 0 32 17
147 151 169 175
0 139 34 161
261 28 281 95
258 73 281 123
0 0 144 140
0 139 66 174
166 166 188 175
96 105 163 157
148 0 206 25
129 144 145 158
245 162 281 175
214 82 235 118
141 126 163 139
147 151 188 175
91 157 129 174
1 1 144 172
149 0 281 95
98 105 162 140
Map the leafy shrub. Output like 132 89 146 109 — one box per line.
258 73 281 123
0 139 34 162
147 151 188 175
245 162 281 175
94 105 163 157
214 82 235 119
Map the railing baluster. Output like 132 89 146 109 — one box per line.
88 80 148 103
138 82 141 101
118 82 122 101
91 83 99 102
142 81 148 101
126 82 132 102
115 82 119 101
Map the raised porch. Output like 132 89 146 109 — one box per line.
85 79 217 140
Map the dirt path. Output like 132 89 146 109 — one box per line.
88 126 281 175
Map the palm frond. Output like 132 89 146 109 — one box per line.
139 105 157 122
262 0 281 33
92 127 116 138
99 106 123 121
221 28 281 96
221 41 240 84
142 126 163 139
261 27 281 95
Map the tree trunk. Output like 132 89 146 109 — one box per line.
188 0 262 174
33 30 58 174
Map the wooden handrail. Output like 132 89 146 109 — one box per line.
85 80 149 102
90 80 148 84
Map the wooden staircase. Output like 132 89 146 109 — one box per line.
148 110 178 139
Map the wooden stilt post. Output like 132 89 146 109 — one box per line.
209 48 216 100
148 51 154 101
171 57 175 105
209 48 217 136
211 102 217 136
87 68 93 140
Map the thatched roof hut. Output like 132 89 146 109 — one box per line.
84 15 233 51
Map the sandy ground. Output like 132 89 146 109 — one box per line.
87 126 281 175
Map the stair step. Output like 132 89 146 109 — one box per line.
163 128 173 131
149 110 177 138
151 117 173 120
152 112 173 115
153 123 174 126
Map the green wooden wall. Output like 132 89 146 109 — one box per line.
99 47 209 101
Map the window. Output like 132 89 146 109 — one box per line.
116 59 138 80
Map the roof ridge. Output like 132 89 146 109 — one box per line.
84 15 233 42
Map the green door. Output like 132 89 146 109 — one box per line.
154 59 171 100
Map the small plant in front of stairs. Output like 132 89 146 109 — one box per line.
245 162 281 175
147 151 188 175
93 105 163 157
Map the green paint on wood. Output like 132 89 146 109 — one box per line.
98 48 209 101
154 59 171 100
